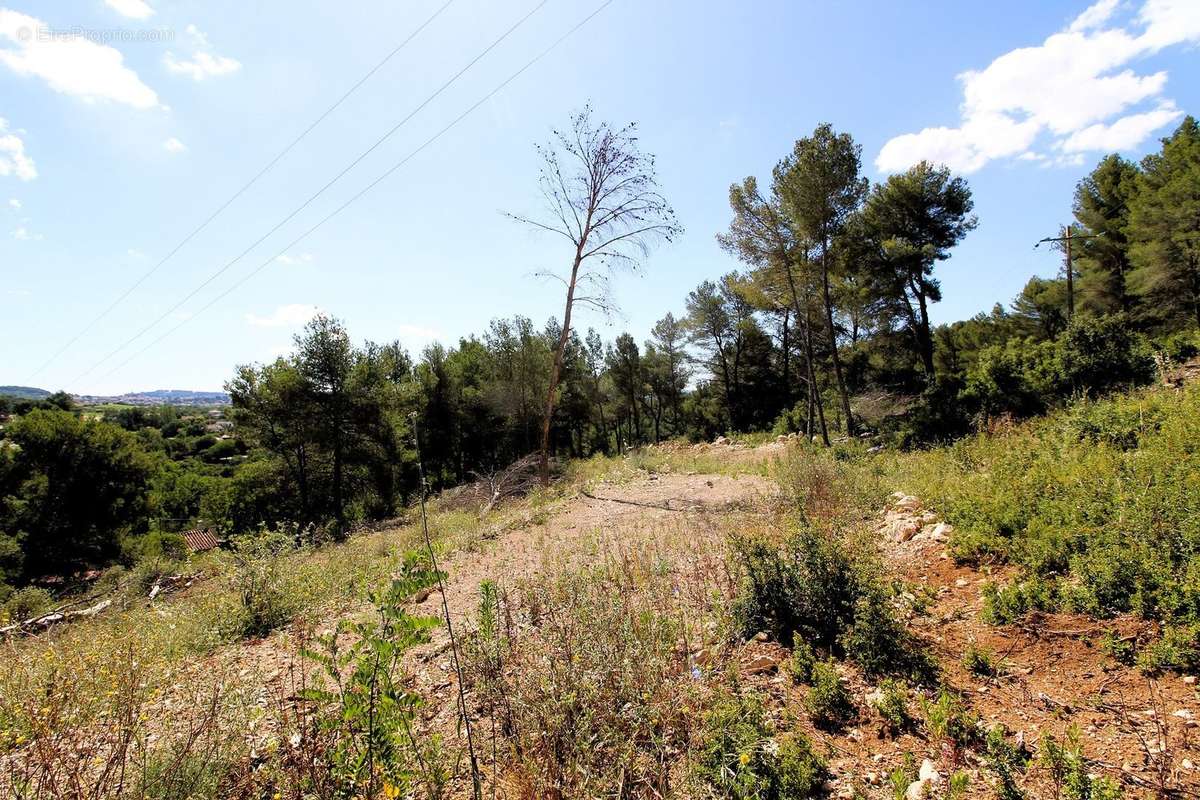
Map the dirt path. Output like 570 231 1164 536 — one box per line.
405 469 777 700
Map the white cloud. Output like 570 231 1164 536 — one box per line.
7 196 19 208
11 224 40 240
162 136 186 153
163 25 240 81
245 303 320 328
1069 0 1120 32
105 0 154 20
0 8 159 108
876 0 1200 174
127 247 145 258
0 117 36 180
275 252 314 266
1059 101 1183 152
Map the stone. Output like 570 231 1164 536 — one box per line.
955 577 970 588
919 759 940 783
744 653 779 675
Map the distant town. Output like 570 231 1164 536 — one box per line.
0 386 230 407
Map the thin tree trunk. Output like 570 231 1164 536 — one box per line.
782 258 828 445
819 237 854 435
539 244 584 485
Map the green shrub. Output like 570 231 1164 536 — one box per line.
695 691 826 800
137 530 189 562
730 527 861 650
962 641 1001 677
920 689 979 752
805 661 854 730
225 530 296 639
1057 314 1155 397
984 724 1030 800
787 640 816 683
1039 727 1123 800
1138 623 1200 674
731 527 925 677
841 591 934 680
1 586 53 622
872 678 911 734
982 576 1058 625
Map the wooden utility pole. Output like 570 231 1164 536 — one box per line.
1065 226 1074 321
1036 225 1102 324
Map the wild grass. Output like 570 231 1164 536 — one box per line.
774 381 1200 669
0 502 494 799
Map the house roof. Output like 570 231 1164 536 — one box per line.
181 528 220 552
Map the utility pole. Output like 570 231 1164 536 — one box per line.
1065 226 1073 320
1035 225 1102 324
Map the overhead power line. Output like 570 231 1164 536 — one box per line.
70 0 550 387
92 0 614 387
30 0 456 381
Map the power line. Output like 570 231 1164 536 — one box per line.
93 0 614 387
69 0 550 388
30 0 456 381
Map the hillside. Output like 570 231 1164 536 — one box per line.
0 386 50 400
2 383 1199 798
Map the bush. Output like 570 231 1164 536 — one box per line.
984 724 1030 800
872 678 911 734
695 691 826 800
920 689 979 753
962 641 1001 677
1 586 53 623
730 527 860 651
137 530 189 562
841 592 934 681
1138 623 1200 674
787 640 816 683
225 530 297 639
982 576 1058 625
805 661 854 730
731 527 924 677
1057 314 1155 397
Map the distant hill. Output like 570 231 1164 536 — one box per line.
0 386 51 400
73 390 231 407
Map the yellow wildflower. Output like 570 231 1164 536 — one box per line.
738 751 751 767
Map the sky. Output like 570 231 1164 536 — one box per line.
1 0 1199 395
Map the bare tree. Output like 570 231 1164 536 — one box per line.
509 107 681 484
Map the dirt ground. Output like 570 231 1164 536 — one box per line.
401 452 1199 798
171 443 1199 798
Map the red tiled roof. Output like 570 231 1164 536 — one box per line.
181 528 220 552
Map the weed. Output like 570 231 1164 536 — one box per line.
984 724 1029 800
695 690 826 800
920 689 980 754
1038 726 1123 800
872 678 911 734
787 640 816 683
805 660 854 730
225 530 297 639
296 555 444 798
962 641 1002 678
471 565 692 798
982 577 1058 625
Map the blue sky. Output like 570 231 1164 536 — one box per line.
1 0 1198 394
